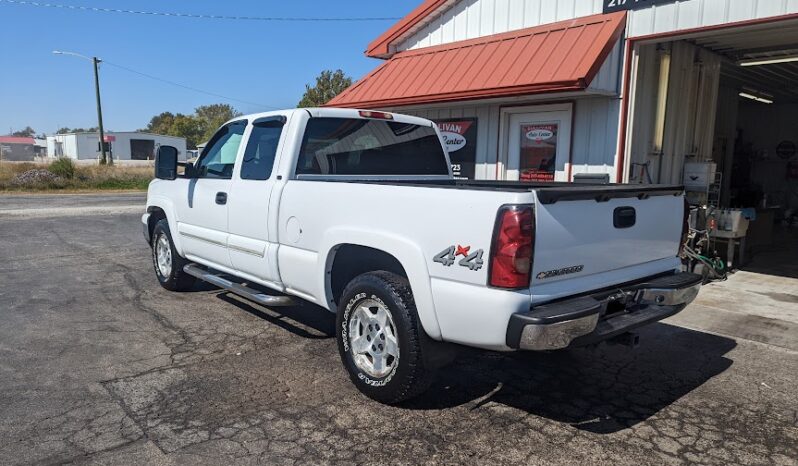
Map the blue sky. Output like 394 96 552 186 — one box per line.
0 1 419 134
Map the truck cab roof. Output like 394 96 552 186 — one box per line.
223 107 436 129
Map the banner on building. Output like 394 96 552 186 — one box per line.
603 0 678 13
436 118 478 179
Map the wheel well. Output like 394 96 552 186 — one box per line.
147 207 166 240
328 244 407 308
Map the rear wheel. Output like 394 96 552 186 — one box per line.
151 219 195 291
336 271 434 404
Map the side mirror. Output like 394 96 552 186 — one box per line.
155 145 178 180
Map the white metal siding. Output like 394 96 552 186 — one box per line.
571 97 621 179
397 0 605 51
46 135 80 159
394 94 620 181
398 0 798 50
46 133 187 160
627 0 798 37
77 134 96 160
588 39 623 94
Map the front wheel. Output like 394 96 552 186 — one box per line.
336 271 434 404
151 219 196 291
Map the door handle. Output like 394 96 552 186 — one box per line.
215 192 227 205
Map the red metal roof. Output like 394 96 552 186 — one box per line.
366 0 452 58
329 12 626 109
0 136 35 145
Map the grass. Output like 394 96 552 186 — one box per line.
0 161 153 192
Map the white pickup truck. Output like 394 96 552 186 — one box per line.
143 108 701 403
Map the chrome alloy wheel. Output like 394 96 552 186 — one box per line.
155 233 173 277
348 298 400 378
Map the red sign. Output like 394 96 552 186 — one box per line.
103 135 116 142
519 123 558 182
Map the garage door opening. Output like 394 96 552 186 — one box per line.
623 18 798 278
130 139 155 161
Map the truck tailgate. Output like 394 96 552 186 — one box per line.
531 189 684 293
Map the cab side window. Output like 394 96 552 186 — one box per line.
195 121 247 179
240 119 284 180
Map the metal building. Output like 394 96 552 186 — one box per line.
0 136 43 161
46 132 187 162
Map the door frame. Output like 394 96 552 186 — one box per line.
498 103 574 181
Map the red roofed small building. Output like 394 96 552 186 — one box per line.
0 136 41 161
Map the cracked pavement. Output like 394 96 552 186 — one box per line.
0 193 796 465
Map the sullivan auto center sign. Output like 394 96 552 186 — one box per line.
436 118 478 180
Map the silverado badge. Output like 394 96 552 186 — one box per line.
536 265 584 280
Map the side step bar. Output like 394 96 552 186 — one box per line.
183 264 297 307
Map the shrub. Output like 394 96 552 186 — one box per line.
10 169 65 188
48 157 76 179
1 162 152 191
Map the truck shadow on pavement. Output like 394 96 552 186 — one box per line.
211 293 736 435
405 323 736 434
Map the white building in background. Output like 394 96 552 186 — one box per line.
46 132 187 161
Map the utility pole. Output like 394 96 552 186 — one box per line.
92 57 110 165
53 51 111 165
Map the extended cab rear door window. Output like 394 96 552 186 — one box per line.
240 117 285 180
296 117 448 176
195 120 247 179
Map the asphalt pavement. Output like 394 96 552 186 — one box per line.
0 193 796 465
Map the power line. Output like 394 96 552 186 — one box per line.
0 0 400 21
101 60 281 110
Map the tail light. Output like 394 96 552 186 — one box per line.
679 197 690 255
489 206 535 288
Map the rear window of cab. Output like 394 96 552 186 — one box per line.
296 117 449 176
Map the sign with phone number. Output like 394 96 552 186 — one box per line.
604 0 678 13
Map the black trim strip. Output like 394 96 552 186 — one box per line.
253 115 287 125
535 185 684 204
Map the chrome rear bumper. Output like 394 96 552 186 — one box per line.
507 272 702 351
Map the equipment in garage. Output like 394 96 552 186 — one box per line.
626 17 798 274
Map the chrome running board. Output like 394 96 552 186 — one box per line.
183 264 297 307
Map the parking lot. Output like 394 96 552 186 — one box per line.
1 193 796 465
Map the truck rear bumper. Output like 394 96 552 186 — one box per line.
506 272 702 351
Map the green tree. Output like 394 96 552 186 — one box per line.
56 127 99 134
11 126 36 137
143 112 176 136
140 104 241 149
297 69 353 107
171 114 205 149
194 104 240 143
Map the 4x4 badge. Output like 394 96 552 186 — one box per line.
434 245 484 271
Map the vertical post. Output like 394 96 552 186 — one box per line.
92 57 110 165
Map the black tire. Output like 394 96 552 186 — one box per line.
151 219 196 291
336 271 434 404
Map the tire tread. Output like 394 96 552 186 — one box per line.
151 219 196 292
338 271 433 404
